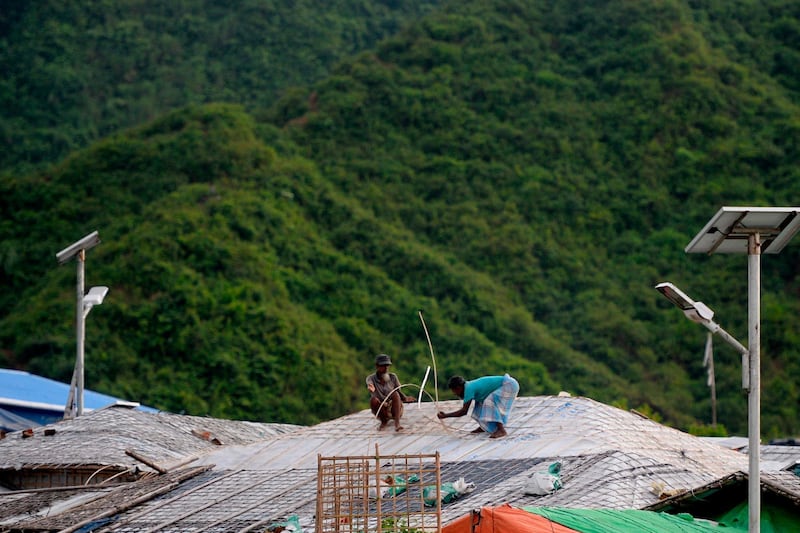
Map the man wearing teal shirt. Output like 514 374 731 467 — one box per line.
437 374 520 438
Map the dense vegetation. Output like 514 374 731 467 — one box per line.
0 0 440 173
2 0 799 437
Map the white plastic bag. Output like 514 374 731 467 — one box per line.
524 462 562 495
423 477 475 506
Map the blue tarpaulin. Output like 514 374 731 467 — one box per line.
0 406 37 431
0 368 157 431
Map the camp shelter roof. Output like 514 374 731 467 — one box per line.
703 436 749 451
648 470 800 512
705 439 800 473
442 504 733 533
762 470 800 504
0 368 157 429
194 395 748 477
523 506 732 532
0 465 213 531
442 503 581 532
754 445 800 471
0 404 302 473
0 406 35 432
644 471 800 531
0 369 151 412
2 394 799 532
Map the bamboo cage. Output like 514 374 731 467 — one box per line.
317 446 441 532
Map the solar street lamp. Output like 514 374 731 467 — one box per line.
55 231 107 418
663 207 800 533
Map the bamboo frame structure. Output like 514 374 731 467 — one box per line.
317 446 442 532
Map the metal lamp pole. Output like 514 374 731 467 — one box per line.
56 231 103 418
76 249 86 416
747 233 761 533
680 206 800 533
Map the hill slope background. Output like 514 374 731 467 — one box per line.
0 0 441 173
2 0 799 436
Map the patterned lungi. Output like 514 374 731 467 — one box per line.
471 374 519 433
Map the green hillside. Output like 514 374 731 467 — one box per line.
0 0 440 173
2 0 800 437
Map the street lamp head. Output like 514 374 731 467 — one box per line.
84 286 109 308
655 282 715 323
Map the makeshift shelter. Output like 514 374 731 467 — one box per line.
0 406 33 433
524 507 733 532
442 504 735 533
646 471 800 532
0 404 299 489
0 368 157 430
1 395 799 531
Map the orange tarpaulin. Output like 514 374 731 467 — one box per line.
442 504 581 533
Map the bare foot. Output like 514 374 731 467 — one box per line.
489 428 507 439
471 427 485 434
379 421 389 431
395 425 404 432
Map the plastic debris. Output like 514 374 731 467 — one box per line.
524 461 563 495
369 473 420 498
423 477 475 506
266 514 301 532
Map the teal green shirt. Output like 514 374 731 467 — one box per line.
463 375 504 403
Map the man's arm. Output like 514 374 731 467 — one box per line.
437 400 472 419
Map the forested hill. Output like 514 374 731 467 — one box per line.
2 0 800 437
0 0 441 173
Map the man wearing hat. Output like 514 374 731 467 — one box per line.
366 354 415 431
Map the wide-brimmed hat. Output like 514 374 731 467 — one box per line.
375 354 392 366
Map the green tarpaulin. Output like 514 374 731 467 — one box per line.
716 502 798 533
524 507 741 533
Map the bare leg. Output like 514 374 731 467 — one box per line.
391 392 404 431
489 423 507 439
371 397 390 430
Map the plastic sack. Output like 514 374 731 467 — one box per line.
385 474 420 496
423 477 475 506
369 474 420 499
524 462 562 495
266 514 301 532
